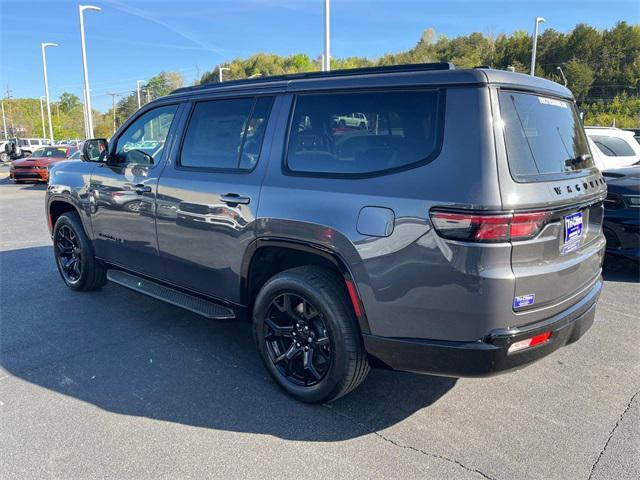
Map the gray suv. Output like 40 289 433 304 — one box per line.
46 63 606 403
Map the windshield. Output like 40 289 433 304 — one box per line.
32 147 69 158
499 91 594 181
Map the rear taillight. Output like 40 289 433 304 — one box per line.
430 209 551 243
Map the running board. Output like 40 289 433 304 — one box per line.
107 270 235 320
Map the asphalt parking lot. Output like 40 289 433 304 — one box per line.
0 173 638 480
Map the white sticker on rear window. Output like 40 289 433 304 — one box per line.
538 97 567 108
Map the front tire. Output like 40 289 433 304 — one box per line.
253 266 369 403
53 212 107 291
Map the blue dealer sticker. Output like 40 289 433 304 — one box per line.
564 212 583 244
514 294 535 309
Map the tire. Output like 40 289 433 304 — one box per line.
53 211 107 291
253 266 369 403
0 152 8 162
338 119 346 128
359 122 366 129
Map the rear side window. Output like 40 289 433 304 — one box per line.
500 91 593 181
590 135 636 157
180 97 273 171
286 90 443 176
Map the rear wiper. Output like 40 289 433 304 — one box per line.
565 153 591 167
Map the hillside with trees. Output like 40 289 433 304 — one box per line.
3 21 638 139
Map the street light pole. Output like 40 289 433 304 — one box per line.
530 16 545 76
323 0 330 71
1 102 7 139
556 66 567 86
39 96 46 139
41 42 57 144
136 80 144 109
79 4 101 138
107 92 119 134
218 67 230 83
82 87 89 139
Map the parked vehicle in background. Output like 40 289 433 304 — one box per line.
10 146 77 183
67 150 82 161
46 64 606 403
333 112 368 129
602 166 640 262
0 140 11 162
1 138 51 160
623 128 640 144
585 127 640 170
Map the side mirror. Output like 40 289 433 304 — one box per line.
82 138 109 162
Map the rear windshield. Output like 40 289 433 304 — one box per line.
499 91 593 181
590 135 636 157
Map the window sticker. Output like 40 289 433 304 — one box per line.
538 97 567 108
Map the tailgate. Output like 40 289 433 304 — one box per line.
493 88 607 323
511 200 605 314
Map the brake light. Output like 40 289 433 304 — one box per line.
508 331 552 353
510 212 551 240
430 210 551 243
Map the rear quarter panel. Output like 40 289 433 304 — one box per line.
258 87 511 341
46 161 97 238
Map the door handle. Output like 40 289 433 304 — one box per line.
133 184 152 194
220 193 250 205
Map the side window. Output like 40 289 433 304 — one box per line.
591 135 636 157
115 105 178 166
180 96 273 170
286 90 443 175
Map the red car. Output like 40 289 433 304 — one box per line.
10 146 78 183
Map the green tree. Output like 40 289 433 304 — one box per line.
58 92 81 114
565 59 595 101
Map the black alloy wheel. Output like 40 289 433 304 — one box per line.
55 224 82 284
263 293 332 387
253 266 369 403
52 211 107 291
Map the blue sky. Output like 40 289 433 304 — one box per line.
1 0 638 112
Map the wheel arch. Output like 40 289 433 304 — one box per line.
48 199 79 233
241 238 370 334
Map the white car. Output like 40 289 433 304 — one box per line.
585 127 640 170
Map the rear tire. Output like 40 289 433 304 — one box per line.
53 212 107 291
253 266 369 403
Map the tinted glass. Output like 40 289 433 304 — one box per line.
287 90 442 175
115 105 177 166
180 97 272 170
591 135 636 157
500 91 593 180
32 147 68 158
239 97 273 169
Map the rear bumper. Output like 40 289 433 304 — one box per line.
363 278 602 377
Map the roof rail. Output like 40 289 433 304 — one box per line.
170 62 455 95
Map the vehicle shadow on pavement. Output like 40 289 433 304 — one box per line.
0 177 47 190
1 246 456 441
602 255 639 283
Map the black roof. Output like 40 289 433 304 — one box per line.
165 62 571 100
